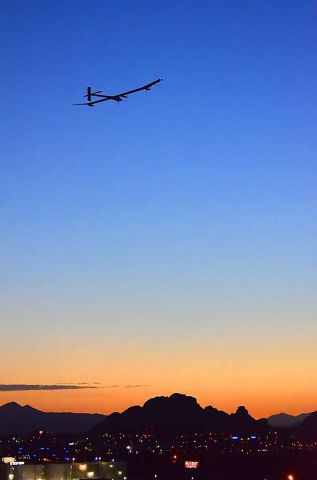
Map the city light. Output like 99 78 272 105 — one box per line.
184 461 199 469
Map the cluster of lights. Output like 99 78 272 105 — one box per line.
4 462 126 480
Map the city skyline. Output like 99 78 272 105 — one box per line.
1 0 317 419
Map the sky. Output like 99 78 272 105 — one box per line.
1 0 316 418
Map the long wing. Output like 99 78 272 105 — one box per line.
73 97 112 106
116 78 162 97
91 78 162 99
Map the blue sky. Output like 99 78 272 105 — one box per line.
1 0 317 415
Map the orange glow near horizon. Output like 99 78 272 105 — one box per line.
1 326 317 418
0 375 316 419
0 389 315 419
1 325 317 418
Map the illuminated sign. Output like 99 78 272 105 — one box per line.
184 461 199 469
2 458 15 464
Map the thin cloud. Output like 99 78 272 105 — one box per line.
99 384 150 389
103 384 150 389
0 383 150 391
56 382 101 386
123 384 151 389
0 384 98 391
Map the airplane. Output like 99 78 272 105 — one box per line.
74 78 162 107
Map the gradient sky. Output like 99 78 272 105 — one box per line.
1 0 317 418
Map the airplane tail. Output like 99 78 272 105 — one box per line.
84 87 103 101
86 86 92 102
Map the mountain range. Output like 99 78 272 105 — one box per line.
0 402 105 435
267 412 310 428
0 394 315 438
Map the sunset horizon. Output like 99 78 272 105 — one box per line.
0 386 315 419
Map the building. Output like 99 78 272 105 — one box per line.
0 462 126 480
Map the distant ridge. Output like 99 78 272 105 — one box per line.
296 411 317 440
0 402 105 435
2 396 316 438
268 412 310 428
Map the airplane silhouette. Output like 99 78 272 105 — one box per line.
74 78 162 107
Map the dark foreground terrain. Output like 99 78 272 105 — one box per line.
128 452 317 480
1 394 317 480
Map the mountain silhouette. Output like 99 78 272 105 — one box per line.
91 393 268 435
296 410 317 441
0 402 105 435
5 395 305 436
267 412 310 428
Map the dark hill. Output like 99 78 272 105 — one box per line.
0 402 105 435
296 411 317 441
91 393 268 435
267 412 310 428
